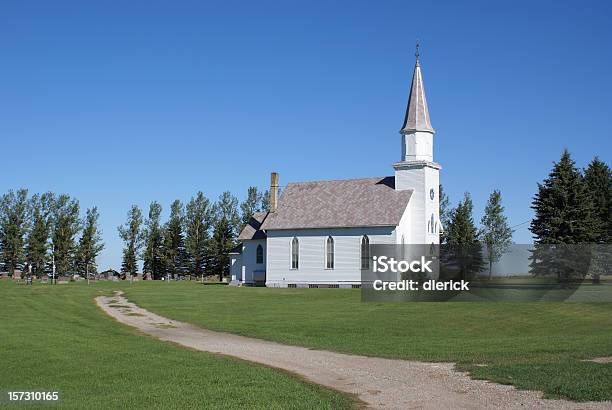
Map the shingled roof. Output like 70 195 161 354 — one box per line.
237 212 268 240
260 177 412 230
400 56 434 134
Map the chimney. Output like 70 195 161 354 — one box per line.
269 172 279 213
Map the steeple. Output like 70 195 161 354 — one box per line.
400 42 434 134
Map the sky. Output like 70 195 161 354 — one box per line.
1 0 610 270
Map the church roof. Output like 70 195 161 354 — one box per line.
237 212 268 240
260 177 412 230
400 55 434 134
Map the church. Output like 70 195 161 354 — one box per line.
230 52 441 287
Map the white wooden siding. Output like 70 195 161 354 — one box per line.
266 226 395 286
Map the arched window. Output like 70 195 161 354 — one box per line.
291 237 299 269
430 214 435 233
360 236 370 270
325 236 334 269
256 244 264 264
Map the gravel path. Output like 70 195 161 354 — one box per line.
95 292 610 409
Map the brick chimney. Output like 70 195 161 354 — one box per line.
269 172 279 213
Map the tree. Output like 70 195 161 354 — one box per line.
531 150 596 244
209 192 240 280
240 186 264 228
439 184 451 244
0 189 29 277
216 191 240 235
118 205 144 278
529 150 595 281
583 157 612 282
185 192 213 279
210 216 234 280
25 193 54 277
76 207 104 282
143 202 164 280
479 190 513 278
50 195 81 274
444 192 484 280
584 157 611 242
162 200 188 279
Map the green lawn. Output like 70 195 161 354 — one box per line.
123 282 612 402
0 281 355 409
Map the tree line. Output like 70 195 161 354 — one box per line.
440 151 610 278
0 190 104 278
118 187 268 280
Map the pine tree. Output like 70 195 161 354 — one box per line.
479 190 513 278
162 200 187 279
261 190 270 212
76 207 104 282
209 192 240 280
25 193 54 277
0 189 29 277
118 205 144 277
584 157 611 242
529 150 595 281
439 184 451 244
210 216 234 280
530 150 595 244
583 157 612 282
240 187 264 229
143 201 164 280
185 192 213 279
50 195 81 275
444 192 484 280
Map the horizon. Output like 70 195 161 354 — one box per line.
1 0 610 270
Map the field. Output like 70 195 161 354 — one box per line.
2 280 612 407
124 282 612 401
0 281 354 409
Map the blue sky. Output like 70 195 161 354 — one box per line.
1 0 610 270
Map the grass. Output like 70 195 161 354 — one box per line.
0 280 355 409
122 282 612 401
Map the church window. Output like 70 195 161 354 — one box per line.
291 237 299 269
256 244 264 264
430 214 435 233
360 236 370 270
325 236 335 269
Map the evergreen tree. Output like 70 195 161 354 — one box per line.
216 191 240 235
209 192 240 279
439 184 451 244
210 216 234 280
76 207 104 281
529 150 595 281
162 200 187 278
118 205 144 277
0 189 29 277
584 157 611 242
240 186 264 228
185 192 213 279
479 190 513 278
583 158 612 282
444 192 484 280
143 201 164 280
530 150 596 244
50 195 81 274
261 189 270 212
25 193 54 277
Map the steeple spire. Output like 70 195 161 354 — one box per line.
400 43 433 134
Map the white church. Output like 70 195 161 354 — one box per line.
230 52 441 287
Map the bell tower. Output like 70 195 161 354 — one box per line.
394 43 441 245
